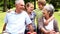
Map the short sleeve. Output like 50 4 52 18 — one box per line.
4 13 8 23
25 12 32 25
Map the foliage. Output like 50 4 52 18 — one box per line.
46 0 60 9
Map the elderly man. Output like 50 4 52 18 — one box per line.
2 0 33 34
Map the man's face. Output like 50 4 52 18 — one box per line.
38 3 44 10
16 3 25 11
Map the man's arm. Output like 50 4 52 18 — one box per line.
2 23 7 33
2 13 8 32
2 23 6 33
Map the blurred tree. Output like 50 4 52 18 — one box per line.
7 0 15 9
24 0 36 9
24 0 34 4
0 0 4 7
3 0 7 12
3 0 15 12
0 0 36 12
34 0 36 9
46 0 60 9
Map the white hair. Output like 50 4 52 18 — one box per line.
44 4 55 12
15 0 24 5
44 4 55 16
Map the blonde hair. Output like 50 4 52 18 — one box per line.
25 2 34 11
26 2 34 8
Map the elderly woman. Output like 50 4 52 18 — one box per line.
38 4 59 34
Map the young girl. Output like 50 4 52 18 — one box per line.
25 2 37 34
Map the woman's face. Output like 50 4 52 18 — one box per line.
26 4 34 13
42 8 49 17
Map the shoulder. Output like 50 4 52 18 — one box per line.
34 8 40 11
22 11 28 15
34 8 38 11
53 19 58 25
6 10 15 16
22 10 26 13
22 11 27 13
53 19 57 23
7 9 13 13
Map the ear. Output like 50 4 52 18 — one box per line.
15 4 18 8
48 12 50 15
26 7 29 10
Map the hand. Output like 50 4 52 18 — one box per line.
28 24 34 33
7 9 12 13
44 31 50 34
29 26 34 33
56 32 60 34
44 30 56 34
50 30 56 34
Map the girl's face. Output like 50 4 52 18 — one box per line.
26 4 34 13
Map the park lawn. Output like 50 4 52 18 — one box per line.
0 11 60 34
54 12 60 31
0 12 6 34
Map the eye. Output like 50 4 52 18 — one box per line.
20 4 24 6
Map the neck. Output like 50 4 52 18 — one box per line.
39 7 43 10
45 16 50 20
27 11 31 15
15 9 22 14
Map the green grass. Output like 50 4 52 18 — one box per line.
0 12 6 33
54 12 60 30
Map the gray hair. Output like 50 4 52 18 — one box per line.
44 4 55 17
15 0 24 5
